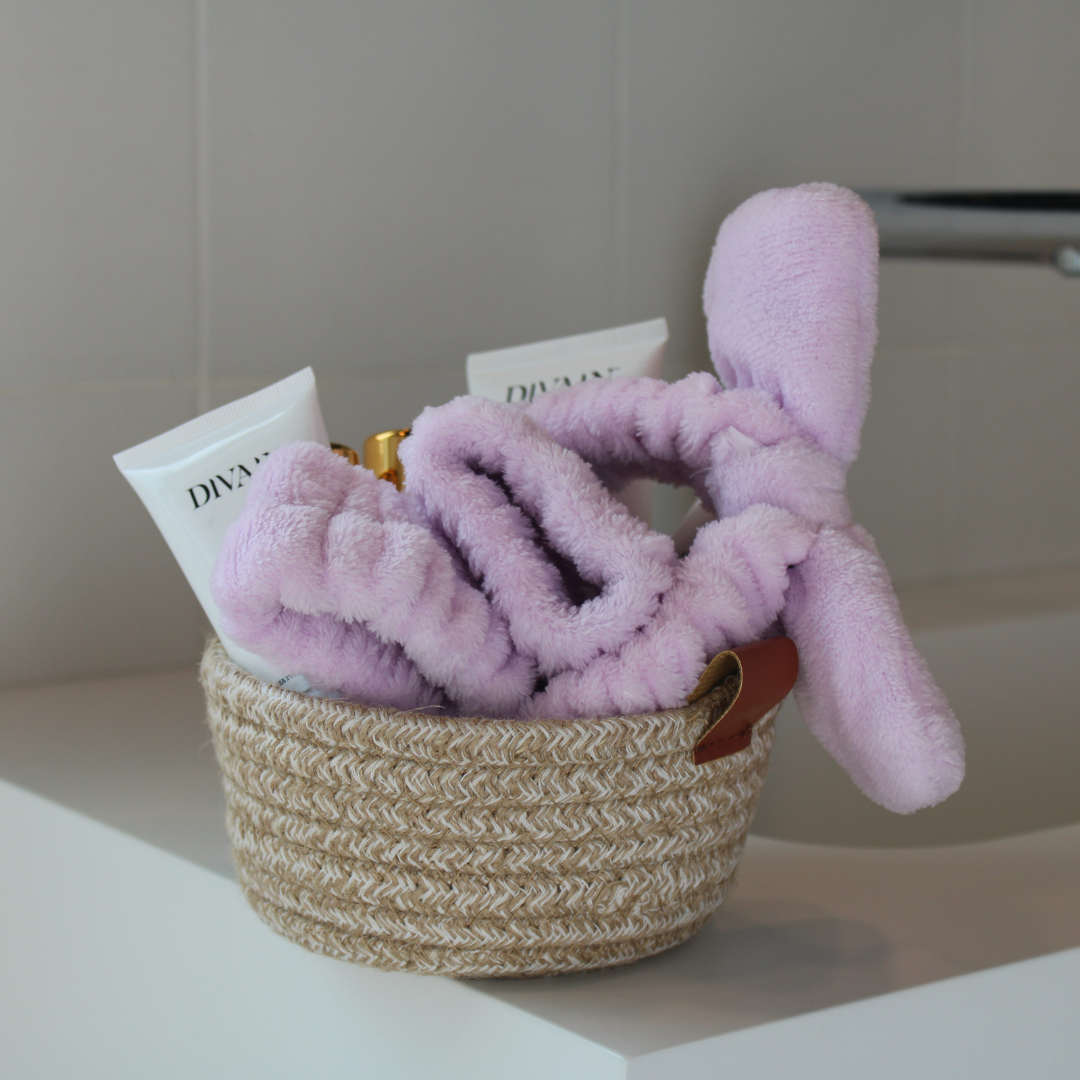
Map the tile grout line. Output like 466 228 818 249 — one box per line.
951 0 977 189
194 0 211 415
0 378 200 400
876 335 1080 362
607 0 630 328
941 0 979 578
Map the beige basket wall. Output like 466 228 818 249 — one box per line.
200 638 775 979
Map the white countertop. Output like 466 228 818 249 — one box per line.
2 664 1079 1078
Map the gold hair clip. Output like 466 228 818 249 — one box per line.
329 442 361 466
361 429 410 489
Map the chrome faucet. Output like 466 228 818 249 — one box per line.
856 190 1080 277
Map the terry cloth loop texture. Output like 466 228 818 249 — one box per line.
201 638 775 978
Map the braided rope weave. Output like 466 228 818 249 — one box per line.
201 638 775 978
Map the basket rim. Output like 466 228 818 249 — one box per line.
200 637 743 766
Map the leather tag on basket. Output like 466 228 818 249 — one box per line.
689 637 799 765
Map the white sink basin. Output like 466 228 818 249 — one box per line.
755 568 1080 847
1 567 1078 1077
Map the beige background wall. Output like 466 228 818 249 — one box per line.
2 0 1078 687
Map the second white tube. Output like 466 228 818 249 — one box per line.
466 318 668 523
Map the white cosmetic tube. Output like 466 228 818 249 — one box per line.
114 368 329 684
467 317 667 403
467 318 667 522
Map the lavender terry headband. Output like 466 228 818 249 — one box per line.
211 183 964 814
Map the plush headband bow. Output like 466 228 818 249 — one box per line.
211 183 964 814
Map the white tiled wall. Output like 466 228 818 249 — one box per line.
2 0 1078 685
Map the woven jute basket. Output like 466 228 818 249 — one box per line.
200 638 775 979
